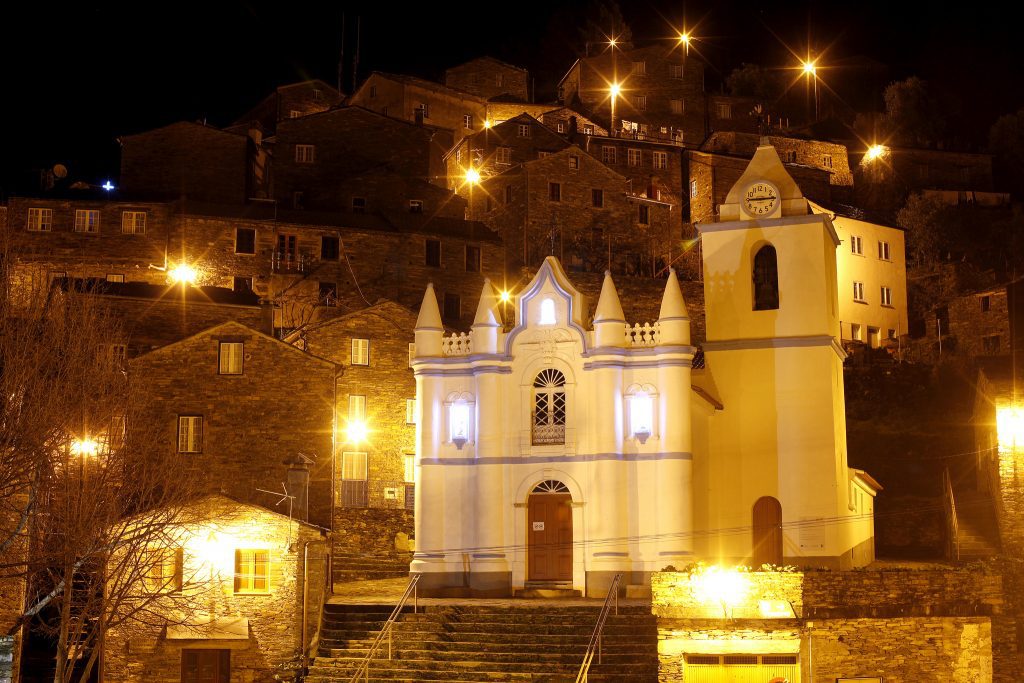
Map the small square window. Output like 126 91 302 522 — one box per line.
466 245 481 272
632 61 646 74
496 146 512 164
983 334 1001 353
569 155 579 170
638 204 650 225
143 547 183 593
880 286 892 306
669 64 683 79
443 293 461 321
319 281 338 306
321 235 340 260
592 189 604 208
27 208 53 232
409 200 424 214
233 276 253 293
877 240 891 261
583 124 594 135
177 416 203 454
557 122 565 133
670 99 684 115
106 274 125 283
715 103 732 119
406 398 417 425
289 110 302 119
218 342 243 375
850 235 864 255
351 197 366 214
538 151 551 159
234 549 270 593
74 210 100 233
351 338 370 366
235 228 256 255
853 281 866 302
425 239 441 267
312 89 323 101
517 124 531 138
822 154 833 169
121 211 147 234
295 144 316 163
549 182 561 202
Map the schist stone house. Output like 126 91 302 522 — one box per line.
410 144 879 597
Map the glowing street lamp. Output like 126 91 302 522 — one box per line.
464 168 481 185
864 144 887 162
679 32 690 55
609 82 622 136
169 263 198 286
71 438 99 457
346 419 369 445
998 405 1024 451
499 289 512 303
802 60 819 122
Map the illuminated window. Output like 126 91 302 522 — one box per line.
628 149 642 167
653 151 668 170
496 146 512 164
583 124 594 134
822 154 833 168
878 240 891 261
409 199 423 214
602 146 616 164
628 389 655 442
463 114 473 129
74 210 100 233
532 369 566 445
233 549 269 593
349 395 366 423
106 274 125 283
27 208 53 232
449 402 470 443
340 452 368 507
235 228 256 255
416 103 430 119
880 286 893 306
351 339 369 366
404 454 415 483
851 322 863 341
295 144 316 163
557 122 565 133
406 398 417 425
408 342 416 367
850 235 863 255
121 211 147 234
177 416 203 454
569 155 579 169
218 342 243 375
539 298 556 325
853 281 866 302
143 547 183 593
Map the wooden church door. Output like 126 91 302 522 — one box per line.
752 496 783 567
527 481 573 581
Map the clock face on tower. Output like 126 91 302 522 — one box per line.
743 181 779 216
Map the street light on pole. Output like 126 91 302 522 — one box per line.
802 60 818 122
609 82 621 137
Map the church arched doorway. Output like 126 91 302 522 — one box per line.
527 480 573 582
752 496 783 567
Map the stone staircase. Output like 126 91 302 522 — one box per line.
332 551 412 584
953 489 1001 560
305 602 658 682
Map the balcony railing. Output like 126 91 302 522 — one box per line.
272 252 318 274
532 423 566 445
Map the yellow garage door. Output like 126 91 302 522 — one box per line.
685 654 800 683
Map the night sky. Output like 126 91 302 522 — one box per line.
2 1 1020 193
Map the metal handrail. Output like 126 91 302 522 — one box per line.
574 573 622 683
348 573 421 683
943 468 960 561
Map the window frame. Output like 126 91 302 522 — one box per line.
628 148 642 167
465 244 481 272
177 415 203 454
853 281 866 302
633 95 647 111
548 182 561 202
74 209 100 234
425 239 441 267
669 64 683 79
517 123 531 138
406 398 417 425
235 228 256 255
463 114 473 130
218 341 244 375
496 146 512 165
880 286 893 307
601 146 616 164
443 292 462 321
320 235 340 261
349 394 366 420
351 338 370 366
409 199 424 214
850 235 864 256
877 240 891 261
121 211 147 235
27 207 53 232
233 548 270 594
637 204 650 225
143 546 183 594
653 151 668 170
591 189 604 208
294 144 316 163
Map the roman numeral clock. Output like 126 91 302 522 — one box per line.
742 180 779 217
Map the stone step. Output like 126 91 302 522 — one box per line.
308 660 656 676
513 588 583 599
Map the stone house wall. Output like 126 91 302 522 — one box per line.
540 108 609 136
927 287 1010 359
129 322 338 528
120 122 251 204
446 115 569 184
103 497 326 683
445 58 529 102
702 132 854 188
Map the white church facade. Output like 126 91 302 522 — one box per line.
410 143 880 597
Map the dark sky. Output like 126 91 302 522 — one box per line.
2 1 1020 193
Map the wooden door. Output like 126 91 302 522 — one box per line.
528 493 572 581
181 650 229 683
752 496 783 568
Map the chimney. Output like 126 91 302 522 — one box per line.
284 455 309 522
260 299 276 337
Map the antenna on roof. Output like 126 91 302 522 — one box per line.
338 13 346 93
351 16 361 94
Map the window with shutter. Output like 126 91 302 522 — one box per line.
351 338 369 365
234 549 270 593
406 398 417 425
218 342 243 375
177 416 203 453
349 395 366 420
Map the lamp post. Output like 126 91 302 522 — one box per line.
802 61 818 122
609 82 621 138
679 32 690 56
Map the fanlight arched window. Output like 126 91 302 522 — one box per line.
532 480 570 494
532 369 566 445
752 245 779 311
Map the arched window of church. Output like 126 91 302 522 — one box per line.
532 369 566 445
752 245 779 311
539 297 556 325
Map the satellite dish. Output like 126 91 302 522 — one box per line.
52 164 68 179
